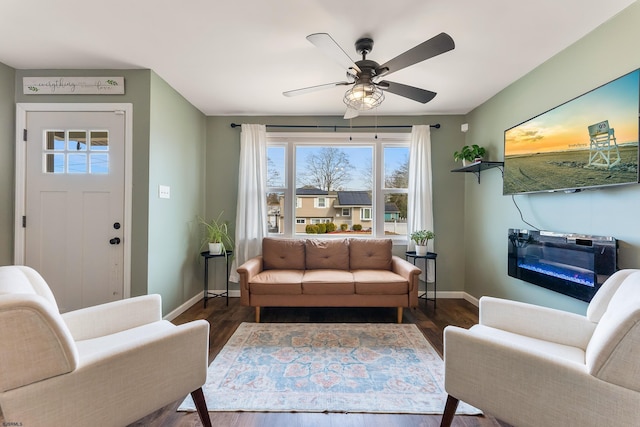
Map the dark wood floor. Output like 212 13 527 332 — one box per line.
131 297 510 427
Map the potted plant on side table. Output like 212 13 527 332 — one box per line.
199 212 234 256
453 144 486 166
410 230 435 256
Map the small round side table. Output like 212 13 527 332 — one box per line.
405 251 437 307
200 250 233 308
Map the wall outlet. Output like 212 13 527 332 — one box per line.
159 185 171 199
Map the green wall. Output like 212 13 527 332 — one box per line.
463 2 640 314
148 71 206 314
205 115 468 294
0 62 16 266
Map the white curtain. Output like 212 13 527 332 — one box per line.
229 124 268 283
407 125 435 282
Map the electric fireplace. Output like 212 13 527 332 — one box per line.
508 229 617 302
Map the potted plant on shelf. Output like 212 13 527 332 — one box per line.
453 144 486 166
199 212 234 256
410 230 435 256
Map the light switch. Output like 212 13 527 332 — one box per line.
159 185 171 199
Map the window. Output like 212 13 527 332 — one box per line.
43 129 109 174
360 207 372 221
266 132 410 239
311 218 331 224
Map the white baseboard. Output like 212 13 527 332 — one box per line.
163 292 204 321
163 289 242 321
463 292 479 306
167 290 478 320
419 291 478 306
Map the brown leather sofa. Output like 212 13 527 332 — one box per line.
237 237 421 323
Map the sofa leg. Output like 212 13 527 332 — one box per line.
191 387 212 427
440 394 460 427
397 307 403 323
255 306 260 323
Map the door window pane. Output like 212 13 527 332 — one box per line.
90 153 109 174
90 131 109 151
44 153 65 173
68 131 87 151
45 131 65 150
68 154 87 173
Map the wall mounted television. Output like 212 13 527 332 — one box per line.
503 69 639 195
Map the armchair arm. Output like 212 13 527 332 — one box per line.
1 319 210 427
62 294 162 341
443 325 639 427
479 296 596 349
0 294 78 392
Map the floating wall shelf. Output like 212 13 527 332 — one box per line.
451 161 504 184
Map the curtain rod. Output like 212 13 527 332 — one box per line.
230 123 440 130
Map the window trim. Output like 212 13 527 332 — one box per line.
266 132 410 241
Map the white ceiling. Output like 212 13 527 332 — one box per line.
0 0 636 116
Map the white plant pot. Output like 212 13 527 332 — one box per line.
208 242 223 255
415 245 428 256
462 157 482 167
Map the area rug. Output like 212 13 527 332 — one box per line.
179 322 481 415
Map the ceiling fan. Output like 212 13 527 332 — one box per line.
283 32 455 119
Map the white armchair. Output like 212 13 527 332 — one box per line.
0 265 212 427
441 269 640 427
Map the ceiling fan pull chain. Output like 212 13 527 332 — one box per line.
374 111 378 139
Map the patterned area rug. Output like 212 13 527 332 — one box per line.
179 322 481 415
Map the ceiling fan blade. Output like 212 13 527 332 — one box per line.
379 80 437 104
307 33 362 73
344 107 359 119
283 81 351 97
378 32 455 77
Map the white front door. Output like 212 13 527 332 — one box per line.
22 110 127 312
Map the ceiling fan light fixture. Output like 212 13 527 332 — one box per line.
343 83 384 111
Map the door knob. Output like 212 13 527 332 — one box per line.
109 237 121 245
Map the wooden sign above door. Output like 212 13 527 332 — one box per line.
23 77 125 95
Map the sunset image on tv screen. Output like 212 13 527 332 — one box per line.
503 69 639 195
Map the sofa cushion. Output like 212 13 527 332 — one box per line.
262 238 306 270
249 270 304 295
353 270 408 294
305 239 350 270
302 270 354 295
349 239 392 270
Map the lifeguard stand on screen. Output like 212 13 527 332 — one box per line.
587 120 621 168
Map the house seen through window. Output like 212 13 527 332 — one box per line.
266 133 409 239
